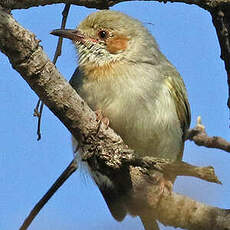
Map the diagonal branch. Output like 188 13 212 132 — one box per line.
19 160 77 230
0 7 229 230
125 156 221 184
211 8 230 108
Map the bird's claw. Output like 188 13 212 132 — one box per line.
95 110 110 132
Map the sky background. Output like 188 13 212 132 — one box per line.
1 2 230 230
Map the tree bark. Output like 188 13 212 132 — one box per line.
1 0 230 10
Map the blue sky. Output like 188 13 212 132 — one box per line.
1 2 230 230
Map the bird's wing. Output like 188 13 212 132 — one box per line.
164 73 191 139
69 67 80 87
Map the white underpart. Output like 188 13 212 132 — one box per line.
90 170 114 188
72 136 114 188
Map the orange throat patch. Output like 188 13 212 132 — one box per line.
81 62 119 81
80 34 129 81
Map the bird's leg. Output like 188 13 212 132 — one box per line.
95 109 110 131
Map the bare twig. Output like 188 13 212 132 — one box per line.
186 116 230 152
19 159 77 230
127 156 221 184
33 99 43 140
81 144 221 184
52 3 71 64
33 98 41 117
33 3 71 140
211 8 230 108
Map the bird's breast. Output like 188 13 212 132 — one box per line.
76 65 183 160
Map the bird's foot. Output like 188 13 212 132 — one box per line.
152 172 173 196
95 110 110 131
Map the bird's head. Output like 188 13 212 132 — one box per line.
51 10 160 69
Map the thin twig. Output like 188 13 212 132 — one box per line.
33 3 71 140
53 3 71 63
186 116 230 152
211 8 230 108
33 99 41 117
118 155 221 184
33 99 43 140
19 159 77 230
37 101 43 141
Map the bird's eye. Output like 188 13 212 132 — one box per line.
98 30 108 40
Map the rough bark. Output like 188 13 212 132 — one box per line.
1 0 230 10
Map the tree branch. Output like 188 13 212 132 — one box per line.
0 0 109 10
186 116 230 152
0 6 229 230
19 159 78 230
0 0 230 11
124 156 222 184
157 193 230 229
211 8 230 108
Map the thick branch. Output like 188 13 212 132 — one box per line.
109 155 221 184
0 0 230 11
211 8 230 108
0 8 228 230
0 0 110 10
157 193 230 229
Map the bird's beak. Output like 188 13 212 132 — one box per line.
50 29 85 42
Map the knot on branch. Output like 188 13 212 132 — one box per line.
80 125 221 184
186 116 230 152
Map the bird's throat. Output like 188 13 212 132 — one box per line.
80 61 121 81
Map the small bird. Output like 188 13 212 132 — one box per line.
51 10 190 230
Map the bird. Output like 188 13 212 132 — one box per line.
51 10 190 230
